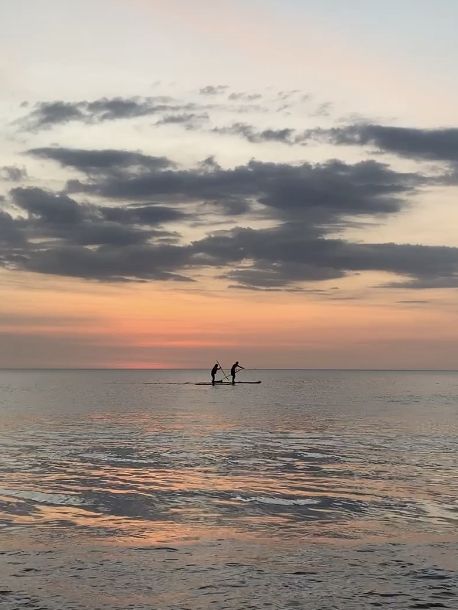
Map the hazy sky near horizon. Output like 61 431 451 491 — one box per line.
2 0 458 368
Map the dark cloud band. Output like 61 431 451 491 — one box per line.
305 124 458 162
1 147 457 288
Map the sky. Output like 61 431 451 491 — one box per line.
2 0 458 369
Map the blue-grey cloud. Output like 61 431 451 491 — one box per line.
9 187 179 250
29 147 173 173
37 147 415 224
1 186 187 281
12 187 84 224
23 243 194 282
308 124 458 162
195 224 458 289
0 209 26 246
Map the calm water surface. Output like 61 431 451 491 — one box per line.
0 369 457 609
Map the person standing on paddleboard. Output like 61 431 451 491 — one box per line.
211 363 220 385
230 361 244 385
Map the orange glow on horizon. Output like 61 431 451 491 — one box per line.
2 270 458 369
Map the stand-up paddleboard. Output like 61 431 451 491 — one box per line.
195 381 261 385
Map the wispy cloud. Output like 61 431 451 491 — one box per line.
212 122 296 144
199 85 228 95
19 96 197 131
0 166 28 182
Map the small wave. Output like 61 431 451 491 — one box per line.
234 495 319 506
298 451 332 459
0 487 85 506
78 452 151 464
418 499 458 524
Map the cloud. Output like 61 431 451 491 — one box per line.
277 89 301 101
11 187 181 240
1 148 457 289
17 91 328 145
309 102 333 117
39 147 415 225
228 91 262 101
23 243 194 282
309 124 458 162
29 147 173 174
25 101 85 129
12 187 85 224
195 224 458 289
1 187 185 280
212 122 296 144
102 204 185 225
200 120 458 158
225 259 345 287
84 97 173 120
0 209 25 246
5 187 182 258
155 112 209 127
385 275 458 289
0 166 28 182
199 85 228 95
19 96 195 130
16 90 315 139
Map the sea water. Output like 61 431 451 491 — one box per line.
0 369 456 609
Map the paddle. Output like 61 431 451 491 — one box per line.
216 360 231 382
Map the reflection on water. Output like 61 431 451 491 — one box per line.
0 369 456 609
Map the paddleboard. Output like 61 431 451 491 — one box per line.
195 381 261 385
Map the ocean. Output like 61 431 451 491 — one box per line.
0 369 456 609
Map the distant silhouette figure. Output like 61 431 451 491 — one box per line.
230 361 244 384
211 363 220 385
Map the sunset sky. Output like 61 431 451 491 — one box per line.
2 0 458 368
